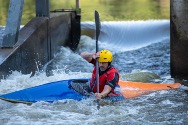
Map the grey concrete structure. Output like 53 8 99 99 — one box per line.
0 12 80 79
170 0 188 80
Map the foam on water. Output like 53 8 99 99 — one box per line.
0 21 188 124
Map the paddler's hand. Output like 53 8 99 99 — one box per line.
95 93 104 99
92 52 100 59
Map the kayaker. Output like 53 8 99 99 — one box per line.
80 49 120 99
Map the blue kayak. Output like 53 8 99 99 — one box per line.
0 78 123 104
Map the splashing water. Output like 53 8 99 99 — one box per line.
0 20 188 125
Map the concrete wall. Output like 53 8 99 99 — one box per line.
0 11 80 79
170 0 188 79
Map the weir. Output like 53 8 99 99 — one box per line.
0 0 81 79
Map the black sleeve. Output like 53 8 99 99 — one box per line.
90 58 96 65
106 73 119 89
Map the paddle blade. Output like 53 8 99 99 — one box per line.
95 10 101 42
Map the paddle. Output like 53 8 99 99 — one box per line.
94 10 101 110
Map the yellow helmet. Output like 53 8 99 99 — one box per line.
98 50 113 63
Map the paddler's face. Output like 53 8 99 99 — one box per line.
99 62 109 71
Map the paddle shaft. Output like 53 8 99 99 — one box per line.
94 10 101 110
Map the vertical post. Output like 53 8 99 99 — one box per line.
76 0 80 9
36 0 50 17
2 0 24 48
75 0 81 15
170 0 188 79
35 0 51 61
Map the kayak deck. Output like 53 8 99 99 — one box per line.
0 79 89 104
0 79 181 103
119 81 181 98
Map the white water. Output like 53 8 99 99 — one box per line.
0 20 188 125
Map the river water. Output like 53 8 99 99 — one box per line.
1 0 188 125
0 20 188 125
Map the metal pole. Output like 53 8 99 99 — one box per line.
2 0 24 48
36 0 50 17
76 0 80 9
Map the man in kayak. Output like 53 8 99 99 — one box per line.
80 49 120 99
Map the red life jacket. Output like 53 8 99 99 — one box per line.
90 66 120 96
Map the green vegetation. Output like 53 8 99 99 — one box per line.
0 0 169 25
80 0 170 21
